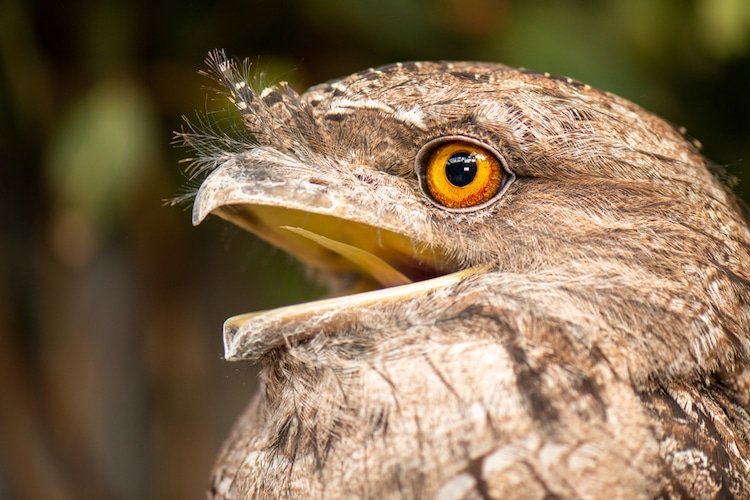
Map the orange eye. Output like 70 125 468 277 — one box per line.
422 140 504 209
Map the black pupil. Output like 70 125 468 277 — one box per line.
445 152 477 187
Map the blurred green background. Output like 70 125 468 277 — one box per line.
1 0 749 498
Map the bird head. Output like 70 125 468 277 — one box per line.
187 51 750 386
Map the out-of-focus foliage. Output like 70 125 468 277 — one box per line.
47 77 157 230
1 0 749 498
697 0 750 59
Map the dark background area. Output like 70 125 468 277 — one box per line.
1 0 749 498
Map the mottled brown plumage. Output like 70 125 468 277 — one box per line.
186 51 750 498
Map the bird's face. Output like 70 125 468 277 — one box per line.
189 53 750 384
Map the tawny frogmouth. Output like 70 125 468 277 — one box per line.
184 51 750 498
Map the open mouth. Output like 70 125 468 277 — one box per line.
211 204 445 289
192 155 475 361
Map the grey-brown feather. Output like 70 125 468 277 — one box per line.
195 51 750 498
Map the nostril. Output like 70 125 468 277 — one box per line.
309 177 331 186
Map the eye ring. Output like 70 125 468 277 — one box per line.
415 136 514 211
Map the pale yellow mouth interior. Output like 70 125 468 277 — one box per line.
207 203 476 361
281 226 411 288
214 204 449 290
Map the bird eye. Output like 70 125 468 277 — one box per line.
418 138 505 209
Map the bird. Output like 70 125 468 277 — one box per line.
184 50 750 498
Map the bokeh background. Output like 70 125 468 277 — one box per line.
2 0 750 498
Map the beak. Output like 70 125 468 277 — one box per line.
192 148 465 361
